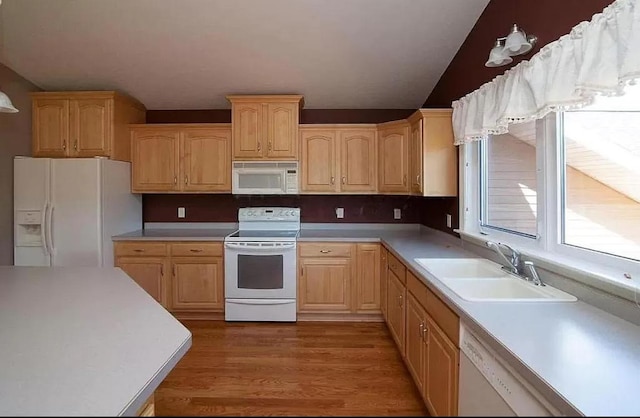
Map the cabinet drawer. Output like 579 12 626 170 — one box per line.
115 242 167 257
299 243 354 258
170 242 223 257
406 268 459 346
387 252 406 284
407 270 429 308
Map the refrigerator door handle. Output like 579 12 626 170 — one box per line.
41 202 49 255
46 204 55 253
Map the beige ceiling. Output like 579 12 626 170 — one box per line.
0 0 488 110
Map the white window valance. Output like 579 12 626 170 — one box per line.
452 0 640 145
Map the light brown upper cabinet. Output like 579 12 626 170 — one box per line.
407 109 457 197
31 91 146 160
227 95 303 160
300 125 377 193
378 120 410 194
131 124 232 193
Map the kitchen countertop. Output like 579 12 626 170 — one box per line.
111 225 640 416
112 228 237 241
0 266 192 416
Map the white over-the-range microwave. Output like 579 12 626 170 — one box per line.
232 161 299 194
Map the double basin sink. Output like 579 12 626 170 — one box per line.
414 258 577 302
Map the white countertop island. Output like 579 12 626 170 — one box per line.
0 266 192 416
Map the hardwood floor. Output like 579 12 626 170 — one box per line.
156 321 428 416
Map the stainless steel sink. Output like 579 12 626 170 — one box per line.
414 258 577 302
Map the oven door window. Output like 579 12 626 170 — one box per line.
237 254 284 289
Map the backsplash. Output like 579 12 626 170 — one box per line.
142 194 459 234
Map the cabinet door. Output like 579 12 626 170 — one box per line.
69 98 111 157
266 102 298 159
116 257 167 307
300 130 337 193
298 257 352 312
410 119 423 195
425 315 459 417
339 129 377 192
32 99 69 157
405 293 427 393
232 102 263 159
423 111 458 196
131 129 181 192
182 128 231 192
170 257 224 311
355 243 380 312
380 247 388 319
378 125 410 193
386 269 406 354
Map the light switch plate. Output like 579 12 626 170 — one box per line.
394 208 401 220
336 207 344 219
178 207 186 218
446 214 452 228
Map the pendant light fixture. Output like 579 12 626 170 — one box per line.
485 24 538 67
0 90 18 113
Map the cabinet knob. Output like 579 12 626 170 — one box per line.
185 176 188 185
398 294 403 307
74 140 78 151
331 176 335 185
320 249 331 254
416 174 420 186
419 322 424 341
190 248 203 253
341 176 346 185
268 141 272 151
174 176 177 185
62 141 67 151
133 249 145 253
257 142 262 151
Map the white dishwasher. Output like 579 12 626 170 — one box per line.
459 324 559 416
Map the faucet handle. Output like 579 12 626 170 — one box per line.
524 261 544 286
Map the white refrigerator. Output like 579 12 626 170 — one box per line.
13 157 142 267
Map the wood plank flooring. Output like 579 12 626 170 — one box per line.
156 321 428 416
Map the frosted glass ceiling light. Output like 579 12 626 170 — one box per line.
485 39 513 67
504 24 537 56
0 91 18 113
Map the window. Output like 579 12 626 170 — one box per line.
560 111 640 262
462 87 640 288
480 121 538 238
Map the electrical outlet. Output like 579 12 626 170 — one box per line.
336 207 344 219
446 214 452 228
394 208 401 220
178 207 186 218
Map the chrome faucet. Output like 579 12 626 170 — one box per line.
486 241 520 275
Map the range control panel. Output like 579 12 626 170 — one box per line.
238 207 301 222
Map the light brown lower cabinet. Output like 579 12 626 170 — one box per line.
136 394 155 417
386 268 406 353
382 244 460 417
297 242 381 318
170 257 224 311
424 315 459 416
405 292 427 392
380 246 388 317
115 257 168 307
114 241 224 317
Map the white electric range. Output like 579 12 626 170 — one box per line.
224 207 300 322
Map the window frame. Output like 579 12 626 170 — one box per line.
460 112 639 292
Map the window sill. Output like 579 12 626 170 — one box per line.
458 230 640 303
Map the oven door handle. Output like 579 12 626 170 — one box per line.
224 242 296 251
226 299 296 305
